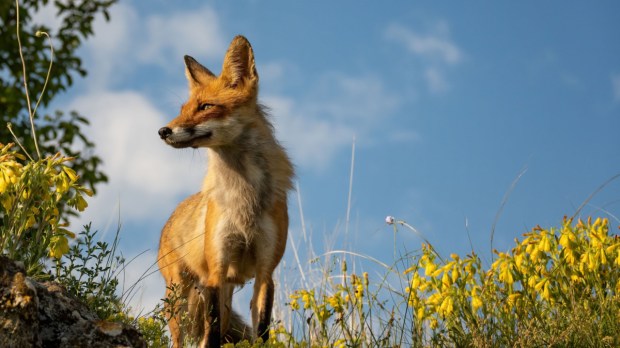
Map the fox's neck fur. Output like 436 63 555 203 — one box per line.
203 105 293 236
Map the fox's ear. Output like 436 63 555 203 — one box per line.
221 35 258 88
184 55 215 87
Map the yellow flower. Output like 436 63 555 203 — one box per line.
410 273 421 289
62 165 79 182
530 247 544 263
471 286 482 311
441 271 451 290
327 293 343 313
74 194 89 212
588 218 608 249
559 229 576 249
600 250 607 265
605 243 619 256
534 278 551 301
563 248 579 266
438 295 454 317
49 234 69 259
581 251 598 271
539 232 552 252
1 195 14 211
0 174 7 193
289 292 300 310
514 251 525 272
425 261 437 277
302 290 313 309
416 306 426 320
542 283 551 301
427 292 443 306
528 275 539 288
451 266 460 284
498 259 514 284
507 292 521 307
55 174 70 194
471 296 482 312
58 228 76 239
0 161 22 193
355 284 364 299
333 339 346 348
570 274 584 284
25 214 36 229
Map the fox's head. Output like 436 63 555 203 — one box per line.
158 35 259 148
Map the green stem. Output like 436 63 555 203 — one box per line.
15 0 41 160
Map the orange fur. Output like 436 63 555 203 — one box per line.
157 36 293 347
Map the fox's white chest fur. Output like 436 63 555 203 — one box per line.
201 145 278 283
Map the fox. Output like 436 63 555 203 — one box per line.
157 35 294 347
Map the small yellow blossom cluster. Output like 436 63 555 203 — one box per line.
288 287 344 325
492 217 620 305
404 244 482 331
289 272 368 314
0 144 24 194
0 143 92 265
403 216 620 342
286 262 372 346
136 316 170 348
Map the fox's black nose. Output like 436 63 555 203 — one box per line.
158 127 172 139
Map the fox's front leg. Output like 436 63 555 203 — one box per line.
251 274 275 342
201 284 221 348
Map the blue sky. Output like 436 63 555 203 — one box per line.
36 1 620 312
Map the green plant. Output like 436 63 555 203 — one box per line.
52 224 124 319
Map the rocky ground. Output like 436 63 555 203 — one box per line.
0 256 146 348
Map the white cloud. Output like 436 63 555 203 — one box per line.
83 3 226 90
309 73 401 124
82 3 139 90
138 7 226 68
612 73 620 103
385 21 463 94
265 95 355 170
263 73 402 170
386 22 462 65
425 67 449 93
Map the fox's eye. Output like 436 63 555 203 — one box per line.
199 103 214 111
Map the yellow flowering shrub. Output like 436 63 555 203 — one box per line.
0 143 92 277
404 216 620 346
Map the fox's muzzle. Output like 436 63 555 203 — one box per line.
158 127 172 139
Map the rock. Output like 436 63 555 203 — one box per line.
0 256 146 348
